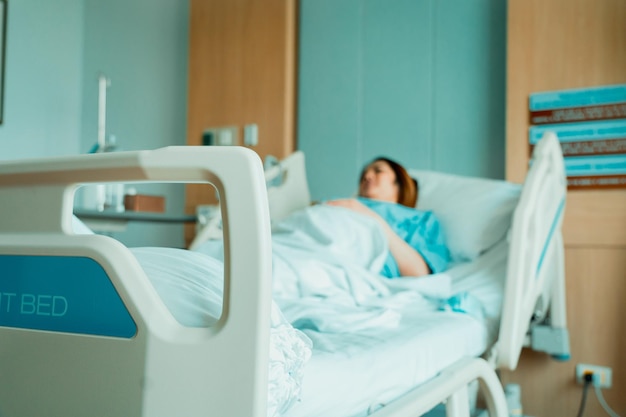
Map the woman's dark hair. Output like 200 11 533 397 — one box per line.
360 157 419 208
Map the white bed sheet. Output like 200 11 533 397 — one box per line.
282 239 509 417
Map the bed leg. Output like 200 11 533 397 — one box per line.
446 387 470 417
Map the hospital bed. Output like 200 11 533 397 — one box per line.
0 132 568 417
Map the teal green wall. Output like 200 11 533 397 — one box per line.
0 0 188 159
298 0 506 201
0 0 189 248
0 0 85 158
79 0 189 248
80 0 189 154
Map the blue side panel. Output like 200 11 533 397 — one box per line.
0 255 137 338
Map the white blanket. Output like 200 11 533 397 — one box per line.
196 205 451 333
273 205 391 329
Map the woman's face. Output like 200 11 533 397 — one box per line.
359 160 399 203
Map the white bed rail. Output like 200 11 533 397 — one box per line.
265 150 311 223
497 132 569 370
0 147 272 417
371 357 508 417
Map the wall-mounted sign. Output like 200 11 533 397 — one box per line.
529 84 626 190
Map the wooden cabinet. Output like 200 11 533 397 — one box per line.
504 1 626 415
185 0 297 244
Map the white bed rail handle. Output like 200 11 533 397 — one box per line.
371 357 508 417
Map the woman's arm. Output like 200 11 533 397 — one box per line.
382 226 431 277
326 199 431 277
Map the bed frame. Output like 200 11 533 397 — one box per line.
0 133 566 417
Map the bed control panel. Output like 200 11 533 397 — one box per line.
0 255 136 338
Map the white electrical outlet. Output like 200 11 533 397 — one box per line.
202 126 239 146
576 363 612 388
216 126 239 146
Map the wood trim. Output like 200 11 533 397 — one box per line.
563 190 626 247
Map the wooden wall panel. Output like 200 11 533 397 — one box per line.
507 0 626 184
504 1 626 416
506 0 626 247
185 0 297 243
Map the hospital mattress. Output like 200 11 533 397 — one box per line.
286 310 488 417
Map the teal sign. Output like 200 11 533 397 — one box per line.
0 255 136 338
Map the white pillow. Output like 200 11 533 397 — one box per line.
409 170 521 262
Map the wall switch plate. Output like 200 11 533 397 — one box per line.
576 363 612 388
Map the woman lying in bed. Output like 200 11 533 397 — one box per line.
326 156 450 278
258 157 453 331
193 156 451 321
196 156 450 282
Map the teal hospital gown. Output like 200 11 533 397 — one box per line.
358 197 450 278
